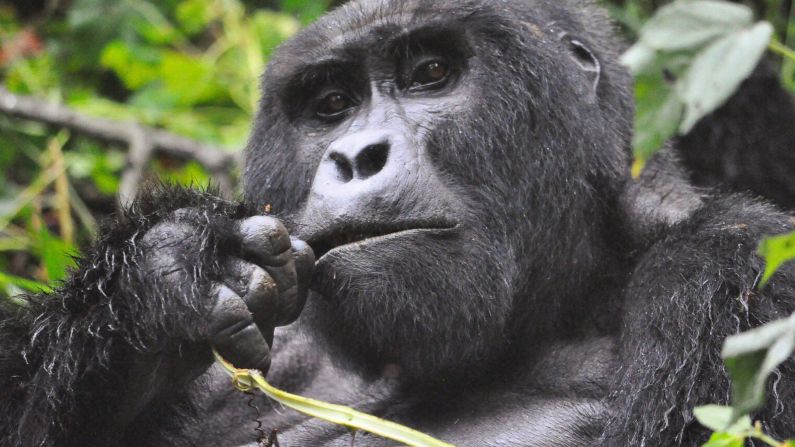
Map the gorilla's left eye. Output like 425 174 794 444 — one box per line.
410 59 450 89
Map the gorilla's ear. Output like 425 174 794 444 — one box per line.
560 34 601 98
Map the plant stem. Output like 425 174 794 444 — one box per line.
769 39 795 62
214 351 455 447
749 425 783 447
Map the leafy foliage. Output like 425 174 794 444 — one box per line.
622 0 780 173
0 0 316 297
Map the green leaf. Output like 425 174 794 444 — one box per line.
701 432 746 447
250 10 301 56
280 0 331 25
677 21 774 133
632 84 683 164
33 225 78 283
722 313 795 418
0 271 52 294
154 160 211 188
628 53 690 165
639 0 753 51
694 405 752 432
620 43 657 75
159 51 223 106
99 41 161 90
64 145 124 195
176 0 214 35
758 231 795 287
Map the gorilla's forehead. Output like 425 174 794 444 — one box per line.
265 0 550 79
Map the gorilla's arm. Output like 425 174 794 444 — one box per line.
607 187 795 445
0 185 312 446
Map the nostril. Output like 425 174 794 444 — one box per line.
355 143 390 179
329 152 354 182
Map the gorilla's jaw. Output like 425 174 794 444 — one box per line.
301 223 518 383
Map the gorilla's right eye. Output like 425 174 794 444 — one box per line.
317 92 354 118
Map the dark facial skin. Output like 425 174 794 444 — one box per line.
267 19 517 381
244 0 633 382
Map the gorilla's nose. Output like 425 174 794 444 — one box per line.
324 130 391 183
302 129 417 230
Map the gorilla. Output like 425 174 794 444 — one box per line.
2 0 795 446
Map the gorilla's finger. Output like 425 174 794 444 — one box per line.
207 284 271 373
245 265 279 326
279 238 315 324
237 216 292 267
263 261 299 326
222 259 279 331
291 237 316 285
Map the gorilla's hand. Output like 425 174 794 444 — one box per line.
140 211 314 374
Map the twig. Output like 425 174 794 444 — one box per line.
215 352 455 447
118 126 154 207
769 39 795 63
47 132 74 244
0 87 240 201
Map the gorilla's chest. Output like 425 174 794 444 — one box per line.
224 334 616 447
236 395 606 447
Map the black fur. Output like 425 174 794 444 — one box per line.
1 1 794 446
677 61 795 210
0 185 249 445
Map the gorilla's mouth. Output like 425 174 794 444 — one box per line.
308 221 458 260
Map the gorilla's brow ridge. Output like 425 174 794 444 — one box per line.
277 22 469 98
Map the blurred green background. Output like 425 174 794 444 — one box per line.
0 0 793 297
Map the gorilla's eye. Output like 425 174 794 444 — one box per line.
410 60 450 89
317 92 353 118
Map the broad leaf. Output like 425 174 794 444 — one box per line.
677 21 774 132
620 43 657 75
758 231 795 287
632 85 683 169
722 313 795 418
701 432 746 447
0 271 52 294
176 0 214 35
694 405 752 432
639 0 753 51
626 55 691 169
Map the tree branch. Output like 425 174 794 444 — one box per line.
0 87 240 202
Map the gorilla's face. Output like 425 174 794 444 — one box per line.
244 0 632 381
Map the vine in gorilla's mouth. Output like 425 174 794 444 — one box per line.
308 221 459 261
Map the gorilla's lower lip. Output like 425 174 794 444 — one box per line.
310 224 458 261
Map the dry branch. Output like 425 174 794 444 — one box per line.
0 87 240 204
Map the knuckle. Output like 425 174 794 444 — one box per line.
207 285 251 333
248 267 277 297
245 267 279 314
291 238 316 265
264 250 293 267
266 264 298 292
239 216 291 254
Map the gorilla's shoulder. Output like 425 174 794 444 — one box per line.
621 148 793 252
611 151 795 447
